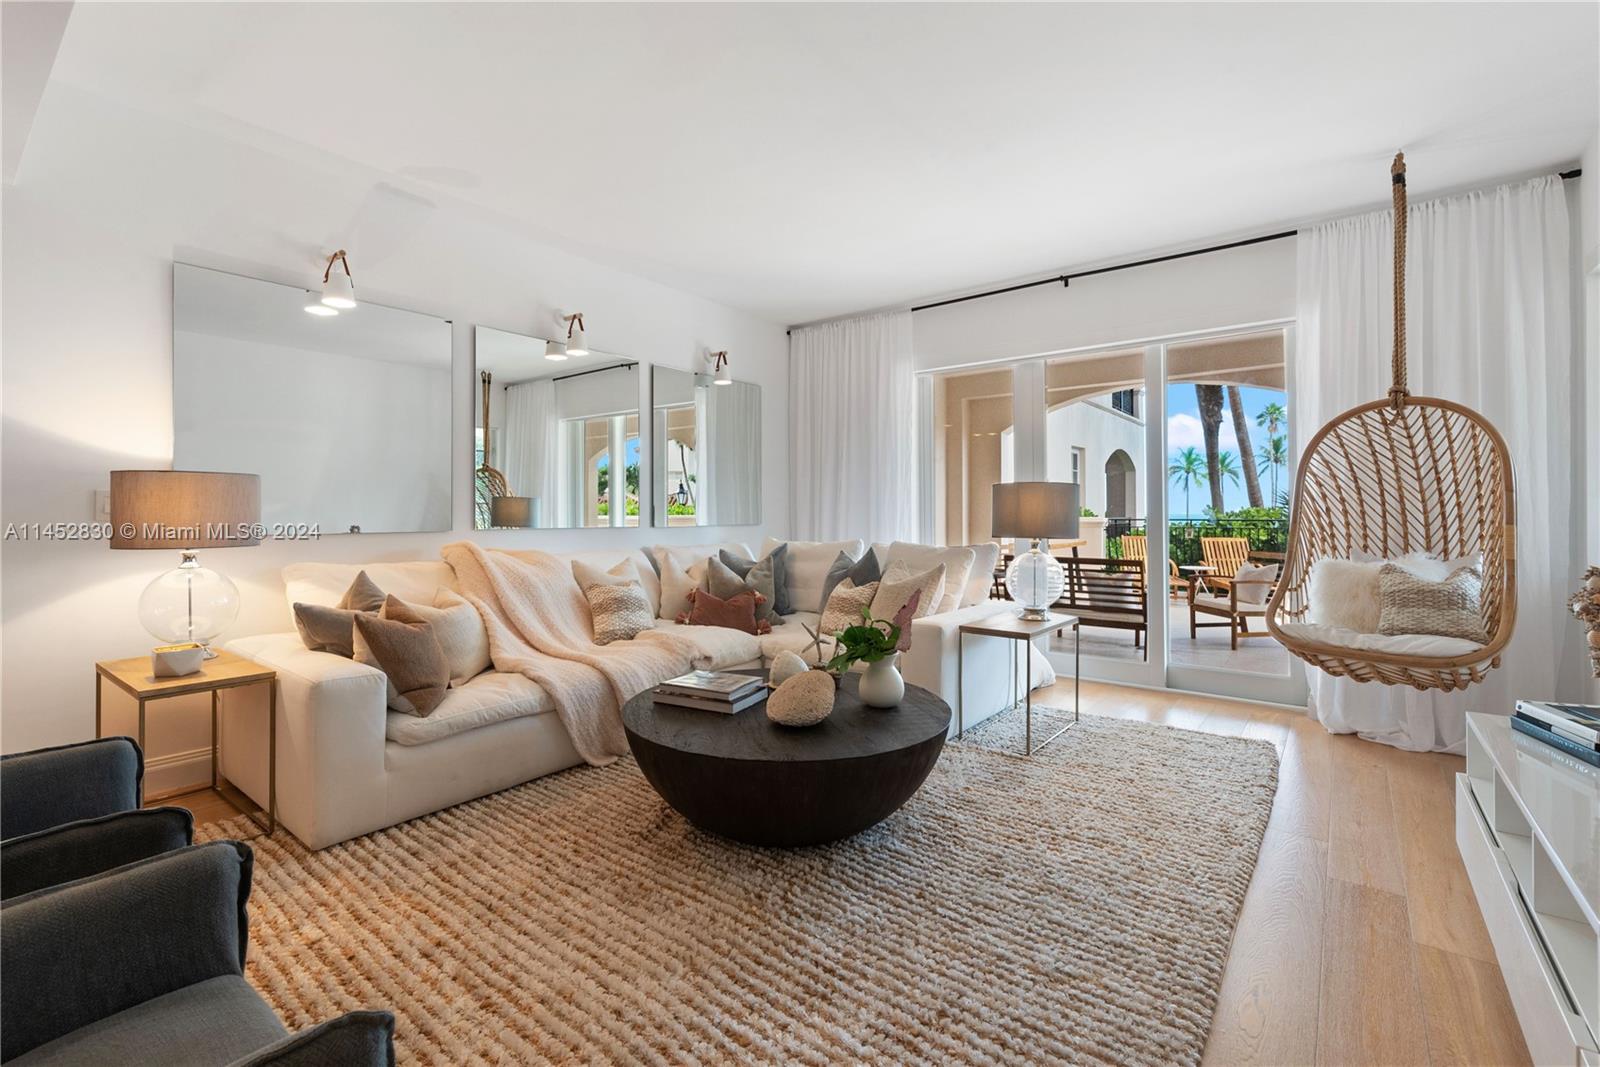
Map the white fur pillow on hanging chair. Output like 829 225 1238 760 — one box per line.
1306 551 1482 634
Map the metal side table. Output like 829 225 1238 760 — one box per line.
957 612 1080 755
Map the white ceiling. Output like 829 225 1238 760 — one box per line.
41 3 1600 324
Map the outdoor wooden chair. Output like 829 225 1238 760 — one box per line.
1190 550 1283 650
1198 536 1252 595
1119 535 1186 600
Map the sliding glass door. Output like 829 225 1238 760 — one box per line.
923 321 1305 705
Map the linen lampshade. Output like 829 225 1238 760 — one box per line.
490 496 534 528
991 482 1079 541
110 471 261 548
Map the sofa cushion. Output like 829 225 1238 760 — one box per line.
381 590 491 686
1275 622 1484 657
961 542 1002 607
353 604 450 717
763 539 864 619
8 975 285 1067
880 542 976 614
870 561 946 623
818 549 881 617
283 561 454 611
650 619 766 671
645 542 753 577
1194 593 1267 617
755 611 825 662
384 672 555 746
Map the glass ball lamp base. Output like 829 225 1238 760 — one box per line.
138 551 240 657
1004 542 1065 622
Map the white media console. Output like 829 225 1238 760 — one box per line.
1458 712 1599 1065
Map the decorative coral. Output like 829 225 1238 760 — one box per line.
1570 565 1600 678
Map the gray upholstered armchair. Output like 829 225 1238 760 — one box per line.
1 737 192 900
1 841 395 1065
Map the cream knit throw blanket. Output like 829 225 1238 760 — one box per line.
442 542 757 764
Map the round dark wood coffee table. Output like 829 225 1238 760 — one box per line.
623 672 951 847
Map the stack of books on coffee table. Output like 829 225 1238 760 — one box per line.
654 671 768 714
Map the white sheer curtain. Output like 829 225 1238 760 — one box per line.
502 378 560 527
1294 175 1575 752
704 380 761 525
790 311 917 544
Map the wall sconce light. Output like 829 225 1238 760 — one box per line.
561 311 588 356
672 481 690 507
305 250 356 316
707 349 732 386
544 339 568 361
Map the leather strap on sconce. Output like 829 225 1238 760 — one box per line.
322 249 353 284
710 351 729 372
564 312 585 340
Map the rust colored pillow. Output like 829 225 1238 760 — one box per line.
676 588 772 636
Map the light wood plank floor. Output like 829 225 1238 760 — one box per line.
1031 677 1530 1067
158 680 1529 1066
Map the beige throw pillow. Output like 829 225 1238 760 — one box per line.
1231 562 1280 606
572 557 643 591
1377 564 1488 643
820 580 880 635
352 600 450 717
881 542 976 614
584 584 655 645
385 591 491 686
657 557 711 620
870 562 946 623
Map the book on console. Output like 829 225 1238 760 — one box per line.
1511 713 1600 768
1515 699 1600 744
653 690 768 715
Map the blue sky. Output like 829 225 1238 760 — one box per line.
595 437 642 471
1166 384 1287 515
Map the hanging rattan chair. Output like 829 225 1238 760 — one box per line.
1264 154 1517 692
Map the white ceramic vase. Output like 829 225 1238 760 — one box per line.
859 653 904 708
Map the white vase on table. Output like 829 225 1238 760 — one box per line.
859 653 904 708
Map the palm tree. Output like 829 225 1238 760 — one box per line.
1227 386 1264 508
1256 401 1286 437
1168 446 1208 520
1196 384 1226 513
1257 434 1288 501
1216 450 1243 494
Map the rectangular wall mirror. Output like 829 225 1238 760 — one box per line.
173 263 452 534
474 326 641 529
651 366 761 527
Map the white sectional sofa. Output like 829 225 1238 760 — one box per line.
218 541 1051 849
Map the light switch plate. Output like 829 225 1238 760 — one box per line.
93 489 110 520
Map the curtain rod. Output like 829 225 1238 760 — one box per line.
501 362 637 387
786 168 1582 332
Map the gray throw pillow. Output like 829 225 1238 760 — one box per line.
708 555 778 625
291 571 387 657
817 549 881 615
352 604 450 717
721 544 790 615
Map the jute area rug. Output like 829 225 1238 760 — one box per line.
201 704 1278 1066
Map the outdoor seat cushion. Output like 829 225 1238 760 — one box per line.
1274 622 1484 658
9 975 286 1066
1194 593 1268 616
385 671 554 747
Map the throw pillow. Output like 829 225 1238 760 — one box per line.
817 550 882 616
1307 557 1384 632
708 555 779 625
352 602 450 717
291 571 387 656
677 588 770 636
763 538 864 620
961 542 1002 607
657 557 711 620
1231 562 1280 606
820 579 880 635
869 561 946 623
881 542 977 614
583 583 655 645
572 557 643 591
1377 564 1489 643
380 591 491 686
722 544 791 616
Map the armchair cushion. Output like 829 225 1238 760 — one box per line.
233 1010 397 1067
1 841 253 1061
1 806 193 901
9 975 285 1066
0 736 142 840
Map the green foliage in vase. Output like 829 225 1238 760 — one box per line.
826 610 903 673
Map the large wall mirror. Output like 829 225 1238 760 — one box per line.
474 326 641 529
173 263 452 534
651 367 761 527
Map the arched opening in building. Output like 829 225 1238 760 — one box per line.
1104 449 1136 518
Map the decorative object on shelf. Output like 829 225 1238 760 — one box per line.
110 470 261 657
475 370 509 528
826 600 915 708
1571 565 1600 677
766 668 835 727
706 349 732 386
768 650 809 687
1267 153 1517 692
560 311 588 356
305 249 355 316
992 480 1079 620
150 642 205 678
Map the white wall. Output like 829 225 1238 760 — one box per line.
0 82 789 766
1042 399 1147 519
